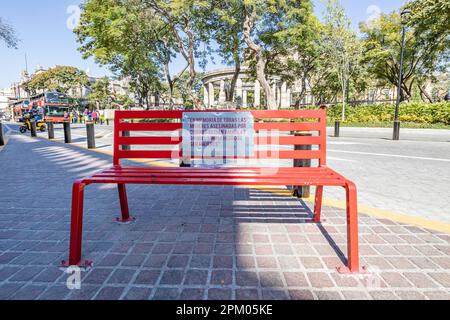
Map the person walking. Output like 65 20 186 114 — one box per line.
83 108 89 124
93 110 98 124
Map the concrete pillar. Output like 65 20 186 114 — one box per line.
281 82 288 108
219 80 226 103
286 89 292 108
243 90 248 108
236 79 243 105
272 83 277 103
203 85 209 107
209 82 215 107
277 85 282 108
254 80 261 108
272 83 279 109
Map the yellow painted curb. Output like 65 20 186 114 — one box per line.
315 197 450 234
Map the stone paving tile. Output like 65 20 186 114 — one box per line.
123 287 152 300
0 133 449 300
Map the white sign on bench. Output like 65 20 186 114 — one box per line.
181 112 255 167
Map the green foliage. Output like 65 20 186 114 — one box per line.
87 77 112 109
325 102 450 125
23 66 90 95
76 0 165 107
0 17 19 48
360 11 448 103
73 0 449 109
405 0 450 41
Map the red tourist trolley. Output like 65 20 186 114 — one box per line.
11 100 31 122
29 92 71 123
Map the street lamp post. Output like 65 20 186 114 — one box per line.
393 8 411 141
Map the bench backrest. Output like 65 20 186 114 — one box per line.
113 108 327 167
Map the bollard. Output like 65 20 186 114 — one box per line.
393 120 401 141
334 120 340 138
106 119 110 126
0 122 4 146
121 130 130 151
30 119 37 137
293 132 312 198
86 121 96 149
64 121 72 143
47 121 55 139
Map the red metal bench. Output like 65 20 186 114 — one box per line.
63 108 361 273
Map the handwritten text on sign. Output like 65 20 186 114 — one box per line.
182 112 254 166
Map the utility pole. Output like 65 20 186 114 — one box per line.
393 9 411 141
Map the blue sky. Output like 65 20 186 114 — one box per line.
0 0 407 88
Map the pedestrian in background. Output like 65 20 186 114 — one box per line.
93 110 98 124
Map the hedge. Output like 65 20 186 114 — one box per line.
325 102 450 125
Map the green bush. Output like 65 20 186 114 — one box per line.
325 102 450 125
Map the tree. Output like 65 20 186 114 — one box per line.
208 0 246 103
23 66 90 96
87 77 113 109
360 12 448 103
322 0 361 121
405 0 450 40
142 0 211 108
265 8 324 107
0 18 19 48
405 0 450 102
76 0 167 109
241 0 315 110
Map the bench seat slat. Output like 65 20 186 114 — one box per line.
96 167 341 175
87 166 345 185
93 172 343 180
104 167 332 173
84 176 345 186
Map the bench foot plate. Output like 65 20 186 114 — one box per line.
60 260 93 269
115 216 136 224
336 265 368 274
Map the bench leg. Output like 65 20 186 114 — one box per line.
314 186 324 223
343 181 360 273
117 184 136 223
62 181 92 268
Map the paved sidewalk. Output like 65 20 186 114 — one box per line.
0 132 449 300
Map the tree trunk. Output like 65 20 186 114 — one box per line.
164 62 174 108
147 95 151 110
183 25 201 110
418 85 433 103
342 80 346 122
154 92 160 107
243 9 275 110
227 64 241 102
227 38 241 102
